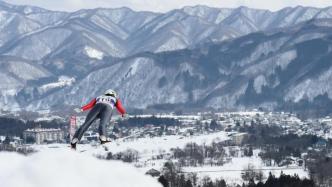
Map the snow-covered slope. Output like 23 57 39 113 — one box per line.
0 57 51 110
1 1 332 59
27 19 332 112
0 150 161 187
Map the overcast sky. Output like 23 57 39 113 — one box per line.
3 0 332 12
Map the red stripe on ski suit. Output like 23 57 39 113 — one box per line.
81 98 97 111
115 99 126 116
81 98 126 116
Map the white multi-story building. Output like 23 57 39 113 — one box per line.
23 128 64 144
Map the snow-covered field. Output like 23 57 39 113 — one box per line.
38 76 75 94
84 46 104 60
30 131 308 185
33 131 229 156
183 156 307 184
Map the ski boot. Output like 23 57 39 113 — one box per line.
99 136 112 145
70 138 78 150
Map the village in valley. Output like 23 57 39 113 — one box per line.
1 110 332 186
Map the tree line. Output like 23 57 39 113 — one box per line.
157 161 314 187
0 117 67 137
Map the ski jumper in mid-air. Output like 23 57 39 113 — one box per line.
71 89 126 149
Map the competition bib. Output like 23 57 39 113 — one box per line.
96 95 117 107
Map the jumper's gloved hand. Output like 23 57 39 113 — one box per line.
74 108 83 113
122 113 129 120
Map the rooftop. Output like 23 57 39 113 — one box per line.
24 128 62 133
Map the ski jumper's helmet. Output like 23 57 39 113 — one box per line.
105 89 117 98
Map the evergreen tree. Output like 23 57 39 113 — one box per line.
248 147 253 157
158 175 169 187
210 120 219 130
256 181 264 187
3 136 11 144
215 179 227 187
248 179 255 187
178 174 186 187
184 179 193 187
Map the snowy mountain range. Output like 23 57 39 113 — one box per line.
1 1 332 113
